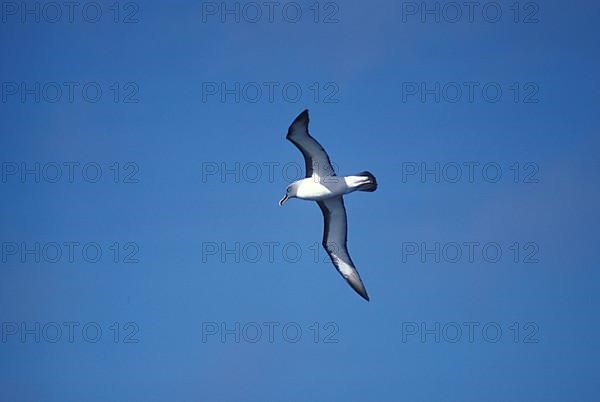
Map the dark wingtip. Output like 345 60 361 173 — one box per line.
349 278 370 301
359 290 370 302
297 109 309 123
287 109 310 138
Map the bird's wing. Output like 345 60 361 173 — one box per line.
317 196 369 301
286 109 336 178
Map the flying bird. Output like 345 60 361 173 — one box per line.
279 109 377 301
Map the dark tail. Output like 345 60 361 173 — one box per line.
356 171 378 192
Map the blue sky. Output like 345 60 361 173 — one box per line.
1 0 599 401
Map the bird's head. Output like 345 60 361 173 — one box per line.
279 182 299 206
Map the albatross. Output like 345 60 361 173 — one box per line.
279 109 378 301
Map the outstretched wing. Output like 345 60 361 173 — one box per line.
286 109 336 178
317 196 369 301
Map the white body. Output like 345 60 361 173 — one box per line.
294 175 371 201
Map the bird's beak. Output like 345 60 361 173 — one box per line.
278 194 289 206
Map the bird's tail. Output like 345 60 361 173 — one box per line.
355 171 378 192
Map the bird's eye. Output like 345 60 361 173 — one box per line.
287 188 291 193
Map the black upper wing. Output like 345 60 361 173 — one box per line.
286 110 336 178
